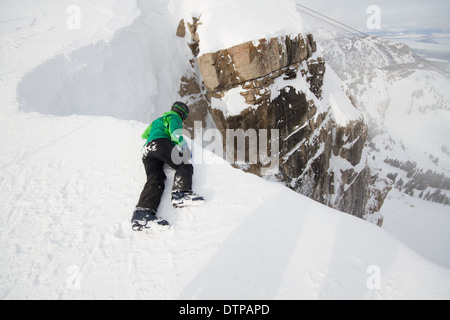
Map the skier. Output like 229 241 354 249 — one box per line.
131 101 204 231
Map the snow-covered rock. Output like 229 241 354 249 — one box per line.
181 6 387 224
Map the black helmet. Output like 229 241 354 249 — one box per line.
171 101 189 121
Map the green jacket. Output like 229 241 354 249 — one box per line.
142 111 187 146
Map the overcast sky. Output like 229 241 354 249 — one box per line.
296 0 450 33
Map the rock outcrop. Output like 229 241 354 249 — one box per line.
197 34 317 92
176 19 388 226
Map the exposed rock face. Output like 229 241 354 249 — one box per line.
175 18 212 137
195 32 326 113
176 19 388 225
198 34 314 92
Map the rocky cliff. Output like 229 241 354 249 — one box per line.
176 18 388 226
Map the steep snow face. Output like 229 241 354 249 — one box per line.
16 0 195 123
0 0 140 117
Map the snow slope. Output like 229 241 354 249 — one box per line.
1 0 450 300
1 114 449 300
381 188 450 268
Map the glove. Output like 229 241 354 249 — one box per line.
181 144 192 160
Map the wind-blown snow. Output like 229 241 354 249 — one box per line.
1 0 449 300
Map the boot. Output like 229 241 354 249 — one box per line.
171 191 205 209
131 208 169 231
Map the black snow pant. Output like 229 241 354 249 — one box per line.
136 138 193 213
